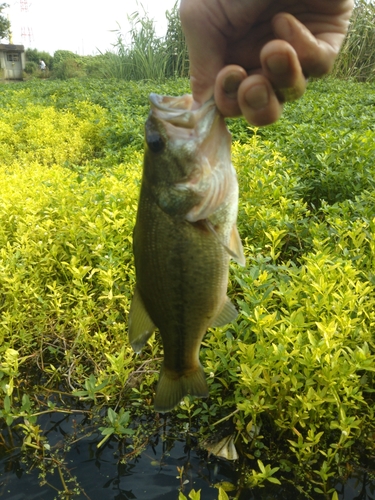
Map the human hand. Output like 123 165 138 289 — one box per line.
180 0 354 125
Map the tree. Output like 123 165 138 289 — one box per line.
0 3 11 42
26 48 53 69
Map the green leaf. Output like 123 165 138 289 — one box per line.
4 395 11 413
99 427 114 436
257 459 266 474
107 407 117 425
214 482 236 492
267 477 281 484
218 487 229 500
6 415 14 426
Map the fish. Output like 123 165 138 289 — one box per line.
201 434 239 461
128 93 245 413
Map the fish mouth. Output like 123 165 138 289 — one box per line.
149 93 217 133
147 93 234 224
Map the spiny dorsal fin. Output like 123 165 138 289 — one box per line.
128 286 156 353
210 296 238 327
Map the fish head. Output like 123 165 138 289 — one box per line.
143 93 234 219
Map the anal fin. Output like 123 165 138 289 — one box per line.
128 286 156 353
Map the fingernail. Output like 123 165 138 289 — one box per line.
223 72 243 98
245 84 269 110
266 53 290 76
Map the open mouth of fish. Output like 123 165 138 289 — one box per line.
146 93 237 227
148 93 225 150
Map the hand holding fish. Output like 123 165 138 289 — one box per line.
180 0 354 126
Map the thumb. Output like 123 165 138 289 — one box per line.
180 0 225 104
189 46 224 105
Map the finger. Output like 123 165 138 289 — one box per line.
214 65 247 117
272 12 346 77
180 0 226 105
260 39 307 102
237 74 283 126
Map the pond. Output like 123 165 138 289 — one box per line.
1 409 375 500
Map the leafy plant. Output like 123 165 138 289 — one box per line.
98 407 134 448
1 77 375 499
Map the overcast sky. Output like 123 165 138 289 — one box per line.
6 0 178 55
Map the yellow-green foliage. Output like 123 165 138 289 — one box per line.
0 101 107 166
1 78 375 499
0 96 145 402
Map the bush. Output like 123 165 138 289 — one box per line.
25 48 53 70
24 61 38 74
1 77 375 498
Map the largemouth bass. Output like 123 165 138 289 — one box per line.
128 93 245 413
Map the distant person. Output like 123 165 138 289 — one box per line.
180 0 354 126
39 60 46 71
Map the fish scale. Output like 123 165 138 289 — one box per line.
128 94 245 413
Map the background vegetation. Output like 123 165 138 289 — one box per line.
332 0 375 81
0 2 10 42
22 0 374 83
0 76 375 499
23 2 189 81
1 0 375 498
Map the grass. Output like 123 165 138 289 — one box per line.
0 77 375 499
332 0 375 81
23 1 375 83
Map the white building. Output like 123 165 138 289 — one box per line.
0 44 25 80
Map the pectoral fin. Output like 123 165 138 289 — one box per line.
210 296 238 327
128 286 156 353
229 224 246 266
204 220 246 266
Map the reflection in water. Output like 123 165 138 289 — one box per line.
0 411 374 499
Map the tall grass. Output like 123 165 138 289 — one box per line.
100 2 188 81
48 0 375 82
164 4 189 78
103 0 375 83
332 0 375 81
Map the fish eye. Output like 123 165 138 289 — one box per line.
146 132 164 153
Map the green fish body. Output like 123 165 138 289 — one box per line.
129 94 245 413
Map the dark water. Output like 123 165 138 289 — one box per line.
1 411 375 500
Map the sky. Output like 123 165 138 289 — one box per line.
6 0 178 55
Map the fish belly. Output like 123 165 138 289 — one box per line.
134 190 229 411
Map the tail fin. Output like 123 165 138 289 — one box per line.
154 364 209 413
